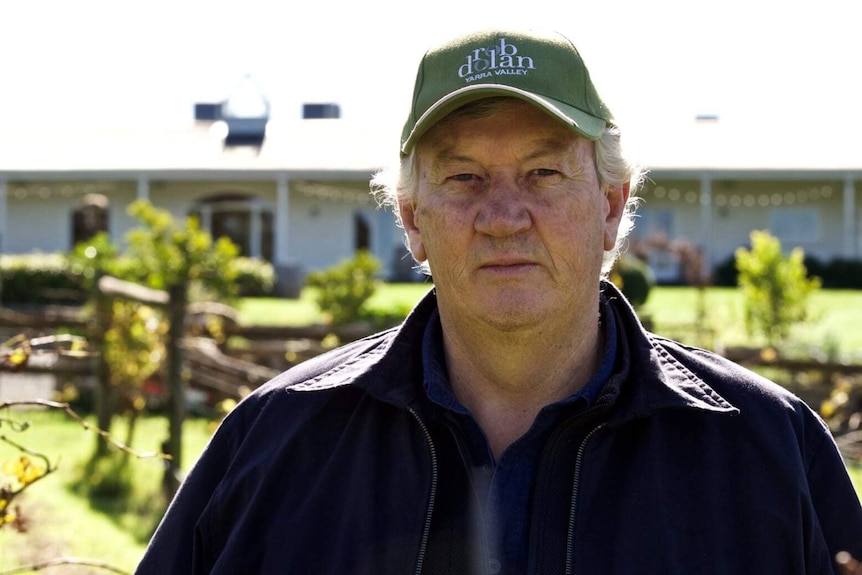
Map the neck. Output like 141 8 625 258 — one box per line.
438 302 603 458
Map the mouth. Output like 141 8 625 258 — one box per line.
478 258 539 275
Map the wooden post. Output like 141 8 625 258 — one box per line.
92 280 115 457
164 282 188 498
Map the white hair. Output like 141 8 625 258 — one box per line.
370 98 646 277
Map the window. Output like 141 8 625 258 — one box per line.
769 208 820 244
354 212 370 252
190 194 274 260
633 207 680 283
71 193 109 246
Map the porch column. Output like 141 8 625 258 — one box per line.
844 175 857 259
273 175 302 297
275 175 290 265
249 203 262 258
137 175 150 200
0 178 7 253
199 205 212 233
699 174 713 271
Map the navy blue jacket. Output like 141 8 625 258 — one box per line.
136 284 862 574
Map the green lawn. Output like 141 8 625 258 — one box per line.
849 464 862 503
641 287 862 357
239 283 862 358
0 409 214 573
236 282 434 327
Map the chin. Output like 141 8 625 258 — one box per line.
477 298 550 331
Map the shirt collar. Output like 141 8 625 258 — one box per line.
421 299 618 414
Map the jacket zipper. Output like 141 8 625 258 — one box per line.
565 423 605 575
409 407 439 575
447 426 491 575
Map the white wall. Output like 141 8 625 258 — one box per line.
639 179 849 273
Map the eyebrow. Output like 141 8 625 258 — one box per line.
428 135 577 166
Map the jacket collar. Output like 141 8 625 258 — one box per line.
600 282 739 423
351 283 739 420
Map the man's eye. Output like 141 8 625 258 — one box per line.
533 169 559 177
450 173 477 182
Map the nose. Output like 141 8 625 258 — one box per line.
474 174 532 237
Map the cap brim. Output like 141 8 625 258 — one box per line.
400 84 607 155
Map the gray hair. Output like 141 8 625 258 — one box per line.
370 99 646 277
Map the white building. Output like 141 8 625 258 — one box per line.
0 97 419 295
626 116 861 282
1 100 860 290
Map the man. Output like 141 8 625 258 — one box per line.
137 28 862 574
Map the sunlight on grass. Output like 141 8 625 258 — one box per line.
236 283 432 326
847 464 862 503
0 409 214 572
238 284 862 358
641 287 862 357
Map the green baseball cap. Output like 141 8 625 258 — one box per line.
400 28 614 155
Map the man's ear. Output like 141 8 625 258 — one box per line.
603 181 631 251
398 199 427 262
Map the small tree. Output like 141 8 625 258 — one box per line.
735 230 821 347
306 251 381 326
70 201 240 497
124 200 239 496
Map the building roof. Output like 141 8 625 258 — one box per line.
625 115 862 180
2 115 861 181
0 119 395 180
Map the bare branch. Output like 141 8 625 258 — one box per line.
0 557 131 574
0 400 170 461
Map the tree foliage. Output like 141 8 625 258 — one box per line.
68 200 243 496
124 200 240 298
735 230 821 346
306 251 381 326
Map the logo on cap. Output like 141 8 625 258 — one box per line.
457 38 535 84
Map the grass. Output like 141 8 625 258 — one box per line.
849 464 862 501
0 408 215 573
641 287 862 358
236 282 434 327
239 282 862 358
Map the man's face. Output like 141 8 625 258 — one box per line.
400 99 628 331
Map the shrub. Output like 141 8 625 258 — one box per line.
720 253 862 289
802 255 828 286
712 254 739 287
611 255 655 308
735 230 820 346
230 257 276 297
818 257 862 289
0 253 85 304
306 251 381 325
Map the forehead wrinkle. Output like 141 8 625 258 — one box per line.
424 134 579 167
521 135 580 163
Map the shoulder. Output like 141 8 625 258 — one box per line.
651 334 831 437
221 327 401 430
257 326 400 394
241 288 438 409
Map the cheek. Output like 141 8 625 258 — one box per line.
413 205 449 252
543 201 606 261
414 203 476 274
417 197 475 235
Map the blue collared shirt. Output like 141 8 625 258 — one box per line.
421 300 617 574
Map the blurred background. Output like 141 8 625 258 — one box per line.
1 1 861 572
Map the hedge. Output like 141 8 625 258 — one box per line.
713 253 862 289
0 253 276 305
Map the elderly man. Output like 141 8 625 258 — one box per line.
137 28 862 574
